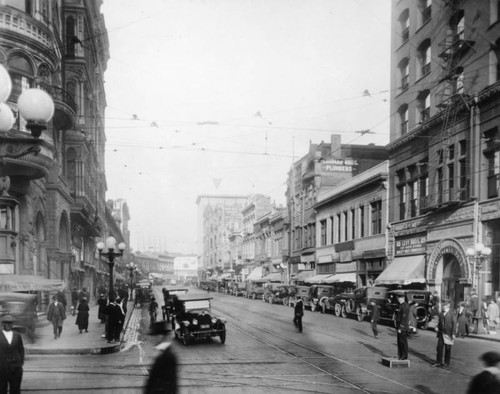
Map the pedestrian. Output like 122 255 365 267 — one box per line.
456 301 470 337
470 291 480 333
431 291 441 316
97 294 107 324
116 297 126 335
370 300 380 339
79 287 89 304
47 295 67 339
0 315 25 394
106 298 124 343
71 288 79 316
467 351 500 394
75 297 90 333
395 294 410 360
485 296 499 334
408 300 418 339
145 321 178 393
56 290 67 312
433 300 457 368
293 297 304 333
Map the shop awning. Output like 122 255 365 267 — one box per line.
290 270 315 282
322 272 357 284
374 255 426 285
246 267 263 280
0 275 65 292
304 274 332 284
262 272 282 282
218 273 233 280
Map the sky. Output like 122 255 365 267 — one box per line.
100 0 392 255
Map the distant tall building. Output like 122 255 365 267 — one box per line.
388 0 500 304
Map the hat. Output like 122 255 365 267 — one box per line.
397 294 405 299
480 351 500 366
1 315 15 323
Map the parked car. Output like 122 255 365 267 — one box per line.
304 283 356 313
245 279 267 300
172 294 226 345
230 282 247 297
333 286 389 321
263 283 292 304
162 287 189 321
289 285 311 308
381 289 432 328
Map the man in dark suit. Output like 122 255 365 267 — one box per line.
0 315 25 394
293 298 304 333
395 294 410 360
433 300 457 368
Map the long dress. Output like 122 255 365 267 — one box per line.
75 301 90 331
457 306 470 336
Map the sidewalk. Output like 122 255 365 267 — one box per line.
24 301 136 355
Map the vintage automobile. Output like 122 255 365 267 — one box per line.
0 292 38 338
229 281 247 297
288 285 311 308
381 289 432 328
262 283 287 304
161 287 189 321
172 294 226 345
333 286 389 321
245 279 267 300
302 284 336 311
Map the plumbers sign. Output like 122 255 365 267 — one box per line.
395 236 427 256
321 159 358 173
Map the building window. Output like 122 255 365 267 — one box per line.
330 216 334 245
418 39 431 78
418 0 432 27
487 149 500 198
459 158 468 200
336 214 341 243
351 208 356 240
343 211 348 242
398 104 409 135
417 90 431 123
320 220 327 246
370 200 382 235
409 181 418 217
398 58 410 91
399 9 410 44
448 163 455 200
455 67 465 94
359 206 365 238
437 168 443 205
398 184 406 220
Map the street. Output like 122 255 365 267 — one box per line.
21 286 496 393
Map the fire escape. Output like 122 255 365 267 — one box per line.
430 6 475 210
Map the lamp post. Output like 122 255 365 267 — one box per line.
466 242 491 334
97 237 126 301
127 262 137 301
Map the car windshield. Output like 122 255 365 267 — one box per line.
184 299 210 311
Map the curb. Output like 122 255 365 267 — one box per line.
25 343 121 356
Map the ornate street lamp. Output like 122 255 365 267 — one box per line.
466 243 491 334
97 236 126 301
127 261 137 301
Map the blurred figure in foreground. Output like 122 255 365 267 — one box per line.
467 351 500 394
145 322 177 393
0 315 24 394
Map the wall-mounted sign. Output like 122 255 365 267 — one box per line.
321 159 358 173
395 236 427 256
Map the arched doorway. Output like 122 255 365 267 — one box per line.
442 254 463 307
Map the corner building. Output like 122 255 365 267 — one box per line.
388 0 500 305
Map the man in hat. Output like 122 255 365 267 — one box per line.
433 300 457 368
0 315 25 394
47 295 67 339
467 351 500 394
395 294 410 360
145 319 177 393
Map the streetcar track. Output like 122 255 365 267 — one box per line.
216 306 425 394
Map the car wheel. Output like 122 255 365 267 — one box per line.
341 305 348 318
356 306 366 322
220 330 226 344
334 303 342 317
283 298 289 307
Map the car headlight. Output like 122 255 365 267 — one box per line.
211 318 217 324
192 318 198 325
182 321 190 327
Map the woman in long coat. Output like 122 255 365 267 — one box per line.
457 302 470 337
76 297 90 333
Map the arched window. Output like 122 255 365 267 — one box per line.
398 9 410 45
66 148 77 193
417 39 431 79
7 55 34 131
489 43 500 84
66 16 76 57
58 213 69 252
416 90 431 122
398 104 409 135
417 0 432 28
398 57 410 91
450 10 465 40
455 67 465 94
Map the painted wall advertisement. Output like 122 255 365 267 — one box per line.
395 236 427 256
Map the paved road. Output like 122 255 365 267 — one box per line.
20 286 497 393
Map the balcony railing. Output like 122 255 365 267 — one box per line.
421 62 431 76
39 83 78 113
0 7 53 48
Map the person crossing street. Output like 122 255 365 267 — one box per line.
293 298 304 333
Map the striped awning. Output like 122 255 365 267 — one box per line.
374 255 426 285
